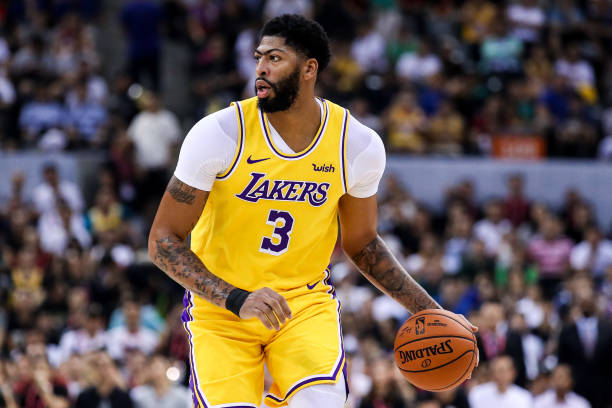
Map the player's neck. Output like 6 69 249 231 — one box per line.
266 93 321 153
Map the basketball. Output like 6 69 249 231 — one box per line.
394 309 477 392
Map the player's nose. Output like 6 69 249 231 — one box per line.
256 59 268 77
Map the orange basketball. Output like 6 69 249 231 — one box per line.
394 309 477 392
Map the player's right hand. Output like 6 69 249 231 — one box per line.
239 287 293 331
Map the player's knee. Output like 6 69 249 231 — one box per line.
287 377 346 408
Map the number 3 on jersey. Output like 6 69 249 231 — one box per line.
259 210 294 255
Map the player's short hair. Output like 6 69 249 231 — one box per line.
259 14 331 73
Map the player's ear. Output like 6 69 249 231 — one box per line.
303 58 318 80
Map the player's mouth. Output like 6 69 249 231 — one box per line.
256 80 272 98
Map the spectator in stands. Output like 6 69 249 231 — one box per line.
554 44 596 103
506 0 546 43
351 20 387 74
120 0 163 91
18 82 67 147
57 303 106 365
0 359 18 408
358 356 414 408
503 174 530 228
396 40 442 83
570 225 612 281
553 95 598 158
155 304 189 366
76 351 133 408
474 200 512 257
84 187 128 239
524 46 553 88
444 210 473 275
534 364 591 408
130 354 191 408
468 355 533 408
263 0 313 20
480 16 523 76
528 214 573 299
383 89 427 153
38 198 91 256
420 388 470 408
127 90 180 219
32 163 84 215
557 276 612 407
13 342 70 408
65 79 107 148
426 99 464 155
406 232 447 297
106 297 159 361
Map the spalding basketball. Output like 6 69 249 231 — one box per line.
394 309 477 392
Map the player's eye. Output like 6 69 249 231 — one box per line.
270 55 280 62
254 55 261 62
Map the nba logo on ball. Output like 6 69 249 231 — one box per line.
394 309 477 392
416 317 426 335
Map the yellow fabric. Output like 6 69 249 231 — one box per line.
387 105 425 152
89 204 122 233
461 2 497 43
186 97 349 406
190 97 347 293
184 271 344 407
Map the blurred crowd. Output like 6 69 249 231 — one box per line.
3 164 612 407
1 0 612 408
0 0 612 157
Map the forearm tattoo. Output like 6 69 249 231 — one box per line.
351 236 441 313
153 235 234 307
150 177 234 307
167 176 196 204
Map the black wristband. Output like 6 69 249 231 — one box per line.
225 288 251 317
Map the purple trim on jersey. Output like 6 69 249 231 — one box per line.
260 98 329 160
265 267 347 404
182 291 209 407
217 101 245 180
340 109 349 193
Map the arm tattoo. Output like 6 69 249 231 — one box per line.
167 176 196 204
152 235 234 307
351 236 441 313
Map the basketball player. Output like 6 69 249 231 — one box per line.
149 14 477 408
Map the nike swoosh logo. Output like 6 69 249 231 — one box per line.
247 155 270 164
306 281 319 290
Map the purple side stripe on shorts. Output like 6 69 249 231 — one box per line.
265 270 346 404
182 291 209 407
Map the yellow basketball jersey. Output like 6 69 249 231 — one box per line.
190 96 349 296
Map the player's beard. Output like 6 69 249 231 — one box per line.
256 67 301 113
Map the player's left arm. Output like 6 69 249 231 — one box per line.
339 194 478 335
338 194 442 313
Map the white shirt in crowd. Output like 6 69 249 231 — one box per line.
351 30 388 73
469 382 534 408
555 59 595 88
128 109 181 170
105 326 159 361
56 329 107 365
33 180 84 215
506 3 545 42
570 239 612 277
534 389 591 408
396 52 442 81
38 211 91 255
174 98 386 197
473 218 513 256
131 385 193 408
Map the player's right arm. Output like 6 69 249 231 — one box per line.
147 109 291 330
